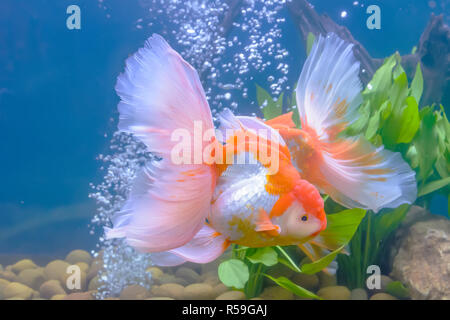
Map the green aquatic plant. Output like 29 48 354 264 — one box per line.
251 40 450 294
218 207 366 299
336 204 409 289
345 53 450 215
336 52 449 289
223 32 449 297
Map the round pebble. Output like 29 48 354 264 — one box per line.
151 283 184 300
317 286 351 300
76 262 89 273
212 283 229 297
66 250 93 265
201 271 220 286
0 278 10 299
11 259 37 274
370 293 398 300
157 274 184 285
3 282 34 300
17 268 46 290
318 272 337 288
216 291 246 300
351 288 368 300
88 276 100 291
0 270 17 282
40 280 66 299
120 284 149 300
175 267 201 284
51 294 66 300
291 273 319 291
184 283 215 300
260 286 294 300
146 267 163 280
63 292 95 300
87 259 103 281
44 260 70 282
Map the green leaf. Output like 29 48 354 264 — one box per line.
435 156 449 179
406 145 419 169
344 101 371 136
410 63 423 104
389 72 409 112
300 245 345 275
218 259 249 289
316 208 367 250
264 275 322 300
414 107 439 181
256 84 283 120
374 204 409 244
386 281 410 299
365 108 381 140
247 247 278 266
275 246 302 273
393 54 405 80
418 177 450 197
363 54 396 110
298 208 366 275
306 32 316 56
395 96 420 144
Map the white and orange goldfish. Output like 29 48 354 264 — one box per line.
105 33 417 266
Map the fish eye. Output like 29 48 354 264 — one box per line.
301 215 308 222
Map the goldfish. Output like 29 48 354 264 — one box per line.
105 33 417 266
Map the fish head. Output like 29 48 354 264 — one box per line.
279 180 327 241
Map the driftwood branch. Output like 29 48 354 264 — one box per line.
401 14 450 108
286 0 383 85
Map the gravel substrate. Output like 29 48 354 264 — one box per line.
0 250 403 300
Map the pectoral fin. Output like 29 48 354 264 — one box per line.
255 209 281 236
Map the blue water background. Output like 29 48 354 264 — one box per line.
0 0 447 255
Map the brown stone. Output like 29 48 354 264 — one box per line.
39 280 66 299
3 282 34 300
370 293 398 300
120 284 149 300
260 286 294 300
317 286 351 300
183 283 215 300
63 291 95 300
17 268 46 290
391 217 450 299
216 291 246 300
151 283 184 300
11 259 38 274
66 250 93 265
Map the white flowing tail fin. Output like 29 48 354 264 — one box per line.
291 33 417 212
105 34 216 252
149 224 229 266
